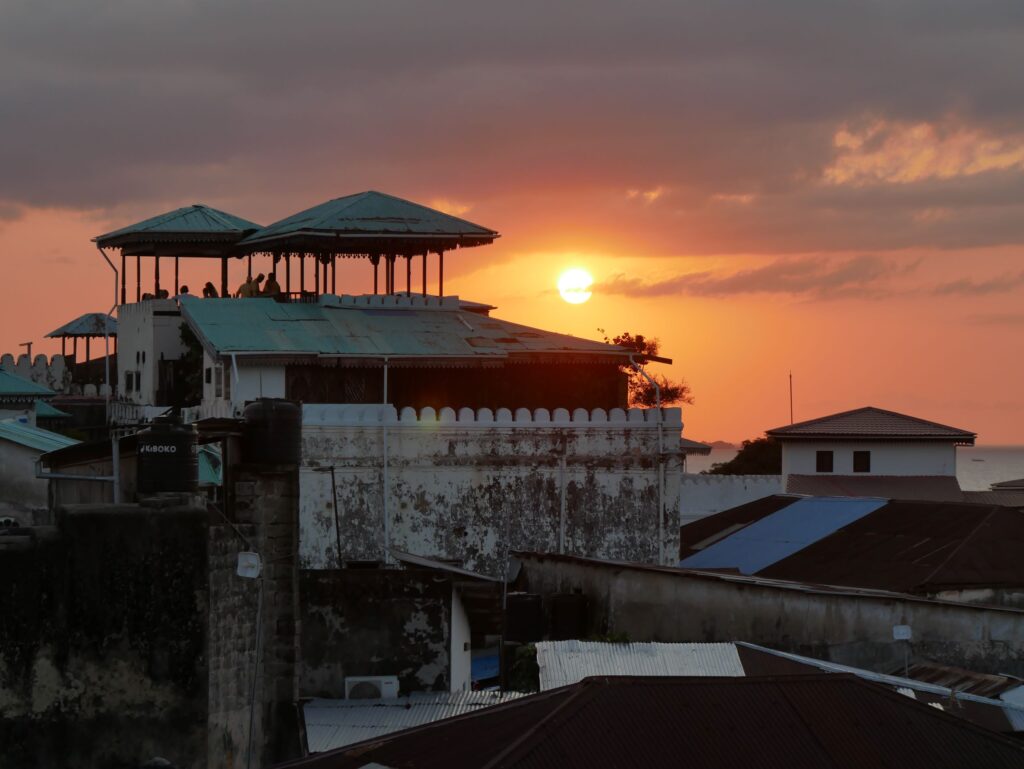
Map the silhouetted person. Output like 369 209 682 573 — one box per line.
262 272 281 296
236 276 255 297
156 288 169 299
203 282 219 298
178 285 189 296
253 273 266 294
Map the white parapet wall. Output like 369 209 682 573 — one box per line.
299 404 684 574
0 353 72 393
679 474 784 526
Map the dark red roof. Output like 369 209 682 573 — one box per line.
786 474 965 501
276 675 1024 769
767 406 975 443
892 660 1023 699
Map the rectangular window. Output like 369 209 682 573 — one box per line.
124 371 133 392
205 367 212 385
816 450 834 473
853 450 871 473
215 367 223 398
222 364 231 401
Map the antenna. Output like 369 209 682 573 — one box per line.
789 370 794 424
18 341 32 359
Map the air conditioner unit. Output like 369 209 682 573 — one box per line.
345 675 400 700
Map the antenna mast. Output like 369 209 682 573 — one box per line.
789 371 794 424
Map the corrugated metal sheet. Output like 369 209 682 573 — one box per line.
679 496 886 574
95 204 260 243
0 371 54 397
181 295 626 361
45 313 117 338
536 641 743 691
285 676 1024 769
302 691 526 753
241 191 496 250
767 406 975 441
35 400 70 418
0 421 79 452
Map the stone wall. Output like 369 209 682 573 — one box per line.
300 569 454 697
516 553 1024 677
0 505 208 769
299 405 684 575
208 466 302 769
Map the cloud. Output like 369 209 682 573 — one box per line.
968 311 1024 326
595 254 917 300
933 270 1024 295
429 198 472 217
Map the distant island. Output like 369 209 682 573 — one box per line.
701 440 736 450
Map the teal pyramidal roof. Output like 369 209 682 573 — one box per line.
0 421 78 452
239 191 498 253
46 313 117 338
0 370 54 397
94 204 261 250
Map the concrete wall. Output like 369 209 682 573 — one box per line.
0 506 208 769
782 440 957 478
450 589 472 693
0 440 50 510
299 569 454 698
208 466 302 769
679 474 783 525
299 404 684 574
200 353 286 419
517 554 1024 677
116 300 187 409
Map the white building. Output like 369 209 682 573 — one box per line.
766 406 976 501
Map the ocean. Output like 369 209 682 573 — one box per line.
686 445 1024 491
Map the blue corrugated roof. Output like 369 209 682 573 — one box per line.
239 191 497 248
35 400 71 418
0 421 79 452
0 371 54 396
679 496 888 574
180 295 627 361
46 313 117 338
95 204 261 244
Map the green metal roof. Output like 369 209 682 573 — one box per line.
94 204 262 254
180 295 629 363
0 420 79 453
35 400 71 418
0 371 54 397
238 191 498 255
199 443 222 486
46 313 117 338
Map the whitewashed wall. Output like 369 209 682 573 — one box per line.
679 474 784 525
0 354 70 393
299 405 684 574
450 589 472 693
199 355 286 418
782 441 958 478
116 300 187 410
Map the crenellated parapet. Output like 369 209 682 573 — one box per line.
0 353 71 393
302 404 682 429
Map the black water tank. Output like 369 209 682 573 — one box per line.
242 398 301 465
505 592 545 643
136 421 198 494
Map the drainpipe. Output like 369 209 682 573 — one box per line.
558 437 567 554
382 357 390 565
98 245 121 503
630 354 664 565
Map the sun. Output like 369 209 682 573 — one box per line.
558 268 593 304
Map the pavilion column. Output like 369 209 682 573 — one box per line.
73 338 78 362
174 257 179 294
300 254 306 293
422 252 427 297
372 256 379 294
155 256 161 296
136 256 141 302
331 255 337 295
120 254 126 305
247 255 253 281
439 251 444 297
85 337 90 363
61 338 66 357
286 254 291 293
221 257 228 298
315 257 321 296
406 255 412 296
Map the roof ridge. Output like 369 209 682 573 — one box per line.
767 405 974 437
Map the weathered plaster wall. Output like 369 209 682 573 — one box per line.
0 506 208 769
679 474 783 525
517 554 1024 677
450 589 472 693
299 405 683 575
116 299 186 410
0 440 50 509
299 569 453 698
0 353 71 393
208 466 302 769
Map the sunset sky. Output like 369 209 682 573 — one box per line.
2 1 1024 443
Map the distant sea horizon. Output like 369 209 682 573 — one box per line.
687 444 1024 491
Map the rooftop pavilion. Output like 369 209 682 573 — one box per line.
95 191 499 303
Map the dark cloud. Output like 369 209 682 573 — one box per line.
934 270 1024 295
595 254 917 299
2 0 1024 253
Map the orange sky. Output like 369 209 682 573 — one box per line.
2 2 1024 443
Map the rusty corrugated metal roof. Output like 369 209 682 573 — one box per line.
767 406 976 443
276 675 1024 769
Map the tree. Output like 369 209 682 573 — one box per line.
704 437 781 474
599 329 693 407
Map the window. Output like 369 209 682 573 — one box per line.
124 371 133 392
215 367 223 398
205 367 212 385
853 450 871 473
222 364 231 401
816 450 834 473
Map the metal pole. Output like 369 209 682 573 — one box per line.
789 371 794 424
330 466 342 567
136 255 141 301
97 246 117 425
382 358 390 564
120 253 126 304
